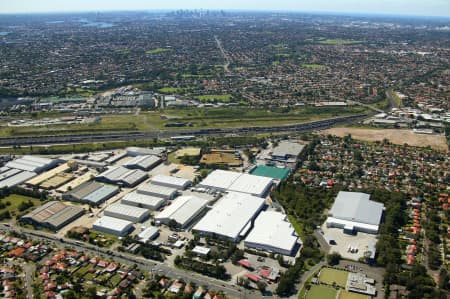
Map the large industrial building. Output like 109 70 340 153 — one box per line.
96 166 148 187
326 191 385 234
0 167 36 189
271 141 305 161
121 191 166 210
20 201 84 230
193 192 266 242
63 181 119 205
137 183 178 200
198 170 273 198
104 203 149 223
123 155 162 171
56 171 95 193
150 174 191 190
126 146 166 157
26 163 72 187
155 195 208 228
5 155 58 173
93 216 134 236
244 211 299 256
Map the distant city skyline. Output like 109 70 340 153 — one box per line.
1 0 450 17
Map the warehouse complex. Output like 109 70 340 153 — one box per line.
26 162 72 187
123 154 162 171
63 181 119 205
150 174 191 190
93 216 134 236
0 156 61 188
198 170 273 197
193 192 266 242
5 155 58 173
96 166 148 187
0 167 36 188
104 203 149 223
155 195 208 228
20 201 84 230
244 211 299 256
326 191 385 234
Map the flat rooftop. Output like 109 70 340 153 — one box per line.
193 192 266 240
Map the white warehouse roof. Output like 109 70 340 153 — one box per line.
197 170 241 191
121 191 166 210
193 192 266 241
245 211 298 256
6 155 57 173
123 155 161 170
137 183 178 199
155 195 208 228
138 226 159 243
104 203 149 223
97 166 148 187
198 170 273 197
151 174 191 190
328 192 384 226
228 173 273 197
93 216 134 236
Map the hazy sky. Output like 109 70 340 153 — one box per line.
1 0 449 17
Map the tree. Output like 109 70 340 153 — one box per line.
327 252 341 266
85 286 97 299
257 280 267 293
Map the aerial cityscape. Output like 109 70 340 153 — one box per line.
0 1 449 299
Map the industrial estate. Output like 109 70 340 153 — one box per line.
0 6 448 299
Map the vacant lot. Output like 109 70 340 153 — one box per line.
319 268 349 287
306 285 338 299
0 194 42 218
323 127 448 151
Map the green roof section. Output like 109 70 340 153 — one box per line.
250 165 290 181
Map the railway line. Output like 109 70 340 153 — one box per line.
0 114 367 146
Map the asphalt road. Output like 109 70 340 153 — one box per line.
24 263 35 299
0 114 367 147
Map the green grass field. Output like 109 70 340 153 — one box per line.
158 87 187 93
306 285 338 299
195 94 232 102
0 194 42 217
146 47 171 55
339 290 370 299
319 268 349 287
319 39 362 45
301 64 326 70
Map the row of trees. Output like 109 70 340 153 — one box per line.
174 256 228 280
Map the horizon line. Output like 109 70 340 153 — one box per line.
0 9 449 19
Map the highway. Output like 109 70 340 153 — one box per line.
1 225 261 299
0 114 367 147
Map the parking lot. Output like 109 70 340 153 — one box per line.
320 223 378 260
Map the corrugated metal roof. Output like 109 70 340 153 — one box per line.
155 195 207 226
193 192 265 240
328 191 384 226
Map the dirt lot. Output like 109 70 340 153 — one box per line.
322 128 448 151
